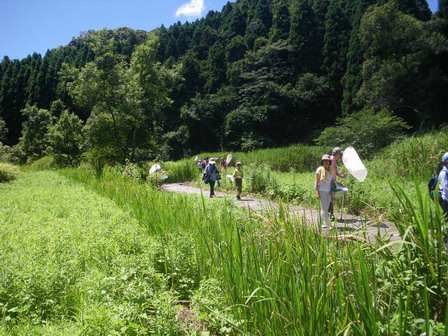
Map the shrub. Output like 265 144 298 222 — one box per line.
29 156 56 171
315 108 410 159
0 162 21 182
369 130 448 179
48 110 84 167
248 164 279 194
164 159 198 183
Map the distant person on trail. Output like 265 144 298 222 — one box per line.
438 152 448 221
220 157 227 169
315 154 335 228
197 160 203 172
329 147 347 221
203 159 220 198
233 162 243 200
149 159 162 175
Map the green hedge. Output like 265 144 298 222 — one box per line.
0 162 21 182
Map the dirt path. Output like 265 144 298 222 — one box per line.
162 182 401 241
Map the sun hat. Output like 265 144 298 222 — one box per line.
442 152 448 163
321 154 332 165
332 147 343 155
209 160 216 164
236 162 242 166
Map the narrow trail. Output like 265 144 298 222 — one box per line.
162 182 401 242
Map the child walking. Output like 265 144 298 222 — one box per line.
233 162 243 200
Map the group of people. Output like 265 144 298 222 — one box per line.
316 148 448 228
156 148 448 226
315 147 347 228
201 157 243 200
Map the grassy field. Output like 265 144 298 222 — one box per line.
54 165 448 334
2 131 448 334
0 171 236 335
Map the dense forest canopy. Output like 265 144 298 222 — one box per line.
1 0 447 163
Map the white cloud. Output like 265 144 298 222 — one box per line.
175 0 205 18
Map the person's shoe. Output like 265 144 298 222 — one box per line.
210 195 213 198
330 215 335 221
322 224 328 228
236 195 241 200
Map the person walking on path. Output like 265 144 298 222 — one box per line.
315 154 335 228
438 152 448 221
233 162 243 200
329 147 347 221
203 159 220 198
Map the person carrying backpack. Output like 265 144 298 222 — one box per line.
438 152 448 221
203 159 220 198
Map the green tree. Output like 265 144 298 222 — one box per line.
270 0 290 42
48 110 84 166
19 105 53 161
226 35 248 63
70 34 173 163
226 4 247 38
341 0 376 115
356 2 448 126
0 117 7 143
204 42 227 93
440 0 448 18
288 0 320 73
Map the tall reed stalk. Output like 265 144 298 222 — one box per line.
58 167 448 335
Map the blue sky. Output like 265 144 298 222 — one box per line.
0 0 231 60
0 0 440 60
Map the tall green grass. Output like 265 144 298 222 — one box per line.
0 170 244 335
195 144 327 173
56 165 448 334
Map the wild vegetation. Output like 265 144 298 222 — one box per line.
1 0 448 334
3 145 447 334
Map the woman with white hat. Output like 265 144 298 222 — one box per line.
315 154 335 228
203 158 220 198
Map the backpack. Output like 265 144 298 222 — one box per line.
428 176 438 201
429 170 447 201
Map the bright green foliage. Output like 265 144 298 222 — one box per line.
314 108 410 158
70 34 175 164
48 110 84 166
0 171 212 335
0 162 21 182
370 128 448 178
19 105 53 162
60 164 448 335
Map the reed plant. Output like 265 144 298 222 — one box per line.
195 144 327 173
58 165 448 334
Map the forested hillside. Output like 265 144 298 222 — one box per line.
1 0 447 163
